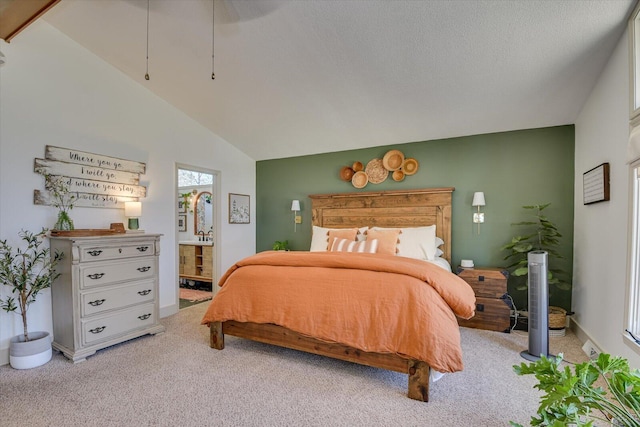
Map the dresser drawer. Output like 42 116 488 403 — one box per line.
80 258 155 289
80 241 155 262
457 267 508 298
81 280 155 317
458 296 511 332
82 303 156 345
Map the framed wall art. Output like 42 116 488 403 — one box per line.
229 193 250 224
583 162 610 205
178 214 187 232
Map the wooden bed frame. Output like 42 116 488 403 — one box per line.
210 187 454 402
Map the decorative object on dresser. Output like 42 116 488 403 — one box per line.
457 266 511 333
49 234 165 362
0 229 63 369
124 201 142 230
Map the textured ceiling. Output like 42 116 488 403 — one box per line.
41 0 635 160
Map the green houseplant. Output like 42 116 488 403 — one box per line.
0 229 62 369
43 174 77 231
511 353 640 426
501 203 571 295
272 240 289 251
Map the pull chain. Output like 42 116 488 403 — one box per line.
145 0 150 80
211 0 215 80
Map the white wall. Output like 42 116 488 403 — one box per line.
573 28 639 366
0 22 256 364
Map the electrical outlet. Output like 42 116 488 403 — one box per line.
581 339 601 359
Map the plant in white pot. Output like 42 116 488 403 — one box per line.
0 229 62 369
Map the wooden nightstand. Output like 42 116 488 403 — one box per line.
456 266 511 333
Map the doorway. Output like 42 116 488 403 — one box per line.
176 165 221 310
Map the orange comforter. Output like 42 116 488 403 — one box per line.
201 251 476 373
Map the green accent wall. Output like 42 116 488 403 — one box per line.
256 125 575 310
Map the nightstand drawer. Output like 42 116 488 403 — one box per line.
458 297 511 332
457 267 508 298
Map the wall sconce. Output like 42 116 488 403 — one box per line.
291 200 301 232
472 192 485 235
124 201 142 230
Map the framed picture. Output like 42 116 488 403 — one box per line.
583 162 610 205
229 193 250 224
178 199 187 213
178 214 187 232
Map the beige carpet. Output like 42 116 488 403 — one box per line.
0 303 588 427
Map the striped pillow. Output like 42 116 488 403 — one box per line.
330 237 378 254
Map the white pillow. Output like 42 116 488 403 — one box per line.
310 226 368 251
330 237 378 253
372 225 437 260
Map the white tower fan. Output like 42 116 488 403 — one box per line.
520 250 553 361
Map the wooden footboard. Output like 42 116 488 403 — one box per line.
209 320 430 402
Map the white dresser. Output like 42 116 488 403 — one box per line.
50 233 165 362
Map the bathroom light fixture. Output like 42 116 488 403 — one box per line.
472 192 485 235
291 200 301 232
124 201 142 230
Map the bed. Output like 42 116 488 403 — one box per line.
201 187 476 401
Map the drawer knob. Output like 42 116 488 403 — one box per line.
88 299 106 307
137 246 149 252
138 314 151 321
89 326 106 334
479 275 485 282
138 289 151 296
137 266 151 273
87 250 103 257
87 273 105 280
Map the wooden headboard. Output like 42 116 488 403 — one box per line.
309 187 454 262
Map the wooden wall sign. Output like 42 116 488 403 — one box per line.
583 162 610 205
33 145 147 209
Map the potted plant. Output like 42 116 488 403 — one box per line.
0 229 62 369
502 203 571 316
43 174 77 231
511 353 640 426
272 240 289 251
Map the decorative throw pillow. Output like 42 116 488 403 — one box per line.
372 225 438 260
365 229 401 255
310 226 362 251
330 237 378 253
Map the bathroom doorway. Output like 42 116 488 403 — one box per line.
176 165 221 310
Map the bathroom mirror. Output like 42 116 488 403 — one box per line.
194 191 213 236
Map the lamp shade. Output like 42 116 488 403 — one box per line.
472 192 486 207
291 200 300 211
124 201 142 217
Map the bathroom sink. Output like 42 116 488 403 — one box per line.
179 240 213 246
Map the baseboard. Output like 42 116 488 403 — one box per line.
160 303 179 318
569 317 606 355
1 346 9 366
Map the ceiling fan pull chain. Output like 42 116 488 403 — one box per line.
145 0 150 81
211 0 215 80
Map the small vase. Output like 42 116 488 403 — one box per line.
54 211 74 231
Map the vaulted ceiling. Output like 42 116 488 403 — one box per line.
37 0 636 160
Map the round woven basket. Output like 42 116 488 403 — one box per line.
549 306 567 329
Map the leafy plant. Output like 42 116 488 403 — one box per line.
501 203 570 292
41 173 77 230
0 229 63 341
511 353 640 426
272 240 289 251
